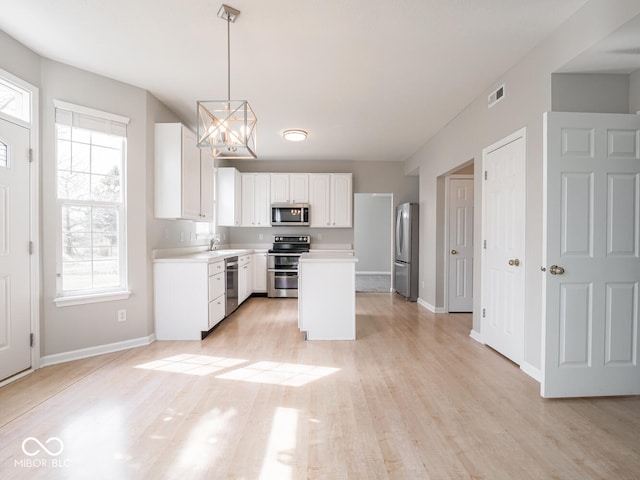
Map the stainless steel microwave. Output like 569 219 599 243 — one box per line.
271 203 310 226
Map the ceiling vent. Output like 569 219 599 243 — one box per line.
488 84 505 108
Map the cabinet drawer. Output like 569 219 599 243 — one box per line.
208 294 225 329
239 254 252 266
209 271 225 300
208 261 225 276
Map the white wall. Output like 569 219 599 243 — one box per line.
405 1 640 372
0 28 211 358
552 73 630 113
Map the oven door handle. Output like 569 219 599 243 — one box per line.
267 269 298 273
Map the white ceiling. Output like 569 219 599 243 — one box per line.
0 0 590 161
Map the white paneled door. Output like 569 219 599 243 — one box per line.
481 129 526 365
542 112 640 398
448 177 474 312
0 118 31 382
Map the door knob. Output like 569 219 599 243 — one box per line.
451 250 457 255
508 259 520 266
549 265 565 275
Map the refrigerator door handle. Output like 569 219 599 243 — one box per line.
395 209 403 258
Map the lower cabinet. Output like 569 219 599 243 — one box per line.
238 254 253 304
253 251 267 293
154 259 226 340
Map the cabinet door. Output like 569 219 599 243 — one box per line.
290 174 309 203
181 128 201 220
254 174 271 226
252 252 267 292
270 174 290 203
199 154 214 221
309 174 331 227
241 174 256 226
217 167 241 226
331 174 352 227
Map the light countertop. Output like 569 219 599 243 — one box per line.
299 252 358 263
153 249 254 263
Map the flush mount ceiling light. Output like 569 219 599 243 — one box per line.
197 4 257 159
283 129 308 142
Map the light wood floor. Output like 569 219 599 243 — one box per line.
1 294 639 479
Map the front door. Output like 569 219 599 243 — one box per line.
448 176 474 312
542 112 640 398
481 129 526 365
0 117 31 382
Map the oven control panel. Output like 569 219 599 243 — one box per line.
273 235 310 244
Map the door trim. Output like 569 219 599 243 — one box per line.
480 127 527 358
444 174 474 313
0 68 40 386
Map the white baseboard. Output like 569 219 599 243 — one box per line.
520 362 542 383
469 329 483 344
417 298 446 314
355 271 392 276
40 334 156 368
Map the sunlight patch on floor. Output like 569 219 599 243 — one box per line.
216 361 340 386
134 355 246 376
259 407 298 480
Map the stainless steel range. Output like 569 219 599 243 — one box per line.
267 235 310 298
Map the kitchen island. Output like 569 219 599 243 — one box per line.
298 252 358 340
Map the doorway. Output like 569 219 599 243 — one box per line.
354 194 393 292
445 174 474 312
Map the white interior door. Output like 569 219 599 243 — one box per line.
0 117 31 382
542 112 640 398
448 177 474 312
481 129 526 365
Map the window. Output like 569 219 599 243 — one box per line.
0 77 30 123
54 101 129 303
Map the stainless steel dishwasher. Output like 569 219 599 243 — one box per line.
225 256 239 316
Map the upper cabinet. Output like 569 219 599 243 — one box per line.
270 173 309 204
241 173 271 227
154 123 213 221
217 167 242 226
309 173 352 228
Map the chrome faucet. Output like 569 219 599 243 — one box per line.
209 233 221 251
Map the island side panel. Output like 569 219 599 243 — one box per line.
298 260 356 340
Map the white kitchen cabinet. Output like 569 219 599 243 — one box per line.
309 173 352 227
238 254 253 304
252 251 267 293
290 174 309 203
217 167 242 226
154 259 226 340
270 173 309 204
241 173 271 226
154 123 214 220
330 173 353 227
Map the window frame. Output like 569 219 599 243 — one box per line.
52 100 131 306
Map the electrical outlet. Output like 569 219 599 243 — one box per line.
258 234 263 240
190 232 195 241
317 233 322 240
117 309 126 322
180 232 184 242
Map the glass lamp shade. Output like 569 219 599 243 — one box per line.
197 100 257 159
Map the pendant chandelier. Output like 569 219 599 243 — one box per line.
197 4 257 159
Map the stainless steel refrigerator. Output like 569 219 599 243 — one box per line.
394 202 419 301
